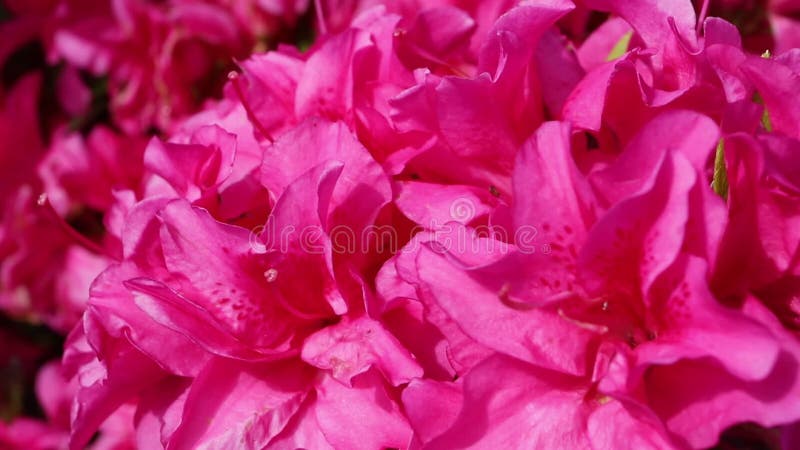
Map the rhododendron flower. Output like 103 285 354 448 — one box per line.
2 0 311 133
1 120 145 331
0 75 88 331
63 118 420 449
700 0 800 53
388 115 800 448
2 0 800 448
713 132 800 329
49 0 252 133
0 0 309 335
1 360 136 450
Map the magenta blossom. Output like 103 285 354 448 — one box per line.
0 360 136 450
385 113 800 448
63 117 424 449
28 0 800 448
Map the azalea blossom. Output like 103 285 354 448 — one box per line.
1 0 800 448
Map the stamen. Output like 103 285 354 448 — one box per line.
392 30 469 78
227 71 275 143
315 0 328 35
37 193 115 259
498 284 580 311
498 283 534 311
697 0 710 34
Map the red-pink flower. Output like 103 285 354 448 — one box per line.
386 113 800 448
63 117 423 449
0 360 136 450
12 0 794 448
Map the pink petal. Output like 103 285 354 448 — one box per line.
167 358 313 450
637 256 781 381
402 378 463 445
312 370 413 450
261 161 348 316
157 200 301 348
301 316 422 386
589 110 719 206
414 225 599 375
741 55 800 140
646 298 800 448
87 264 215 377
261 118 391 235
395 181 494 228
427 354 591 449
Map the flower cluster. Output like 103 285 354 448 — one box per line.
2 0 800 449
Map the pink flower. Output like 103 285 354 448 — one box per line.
23 0 799 448
741 49 800 139
1 122 143 331
48 0 294 133
0 419 68 450
64 118 420 449
387 0 577 195
0 75 97 331
389 113 800 447
713 131 800 329
700 0 800 53
0 360 136 450
234 0 575 174
39 126 146 216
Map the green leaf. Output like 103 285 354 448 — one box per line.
761 106 773 132
606 31 633 61
752 91 773 132
711 139 729 199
